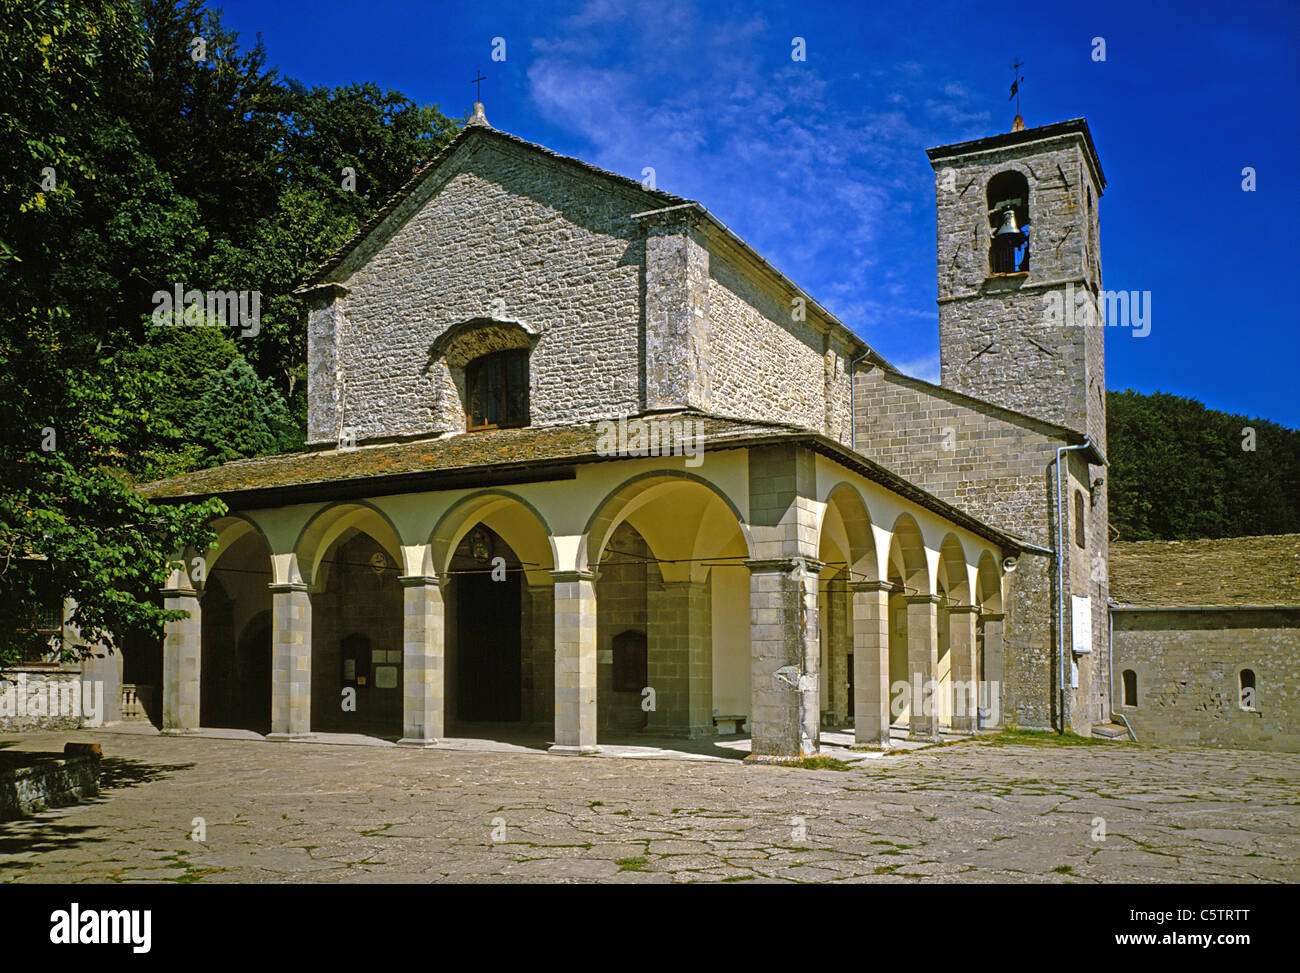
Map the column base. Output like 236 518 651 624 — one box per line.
743 751 818 765
397 737 441 748
547 744 599 756
160 727 198 736
266 732 315 742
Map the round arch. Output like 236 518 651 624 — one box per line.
579 469 752 577
294 501 405 589
818 481 879 581
888 513 930 593
975 551 1003 612
937 533 971 605
427 489 556 581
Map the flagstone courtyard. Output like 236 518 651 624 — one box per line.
1 729 1296 883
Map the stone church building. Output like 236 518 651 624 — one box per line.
123 105 1120 758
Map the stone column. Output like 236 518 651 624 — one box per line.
746 558 822 759
947 605 981 732
905 594 941 741
550 570 598 754
268 582 312 740
851 581 893 748
398 576 445 747
980 612 1006 728
161 586 201 733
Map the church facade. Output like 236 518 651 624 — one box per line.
136 106 1114 758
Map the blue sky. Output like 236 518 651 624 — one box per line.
219 0 1299 428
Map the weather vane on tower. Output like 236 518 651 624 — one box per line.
1009 59 1025 131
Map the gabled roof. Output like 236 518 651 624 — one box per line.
137 411 1031 555
292 114 891 367
1110 534 1300 609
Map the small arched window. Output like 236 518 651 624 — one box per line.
1239 669 1256 711
466 349 529 431
1122 669 1138 707
987 170 1030 274
1074 490 1087 549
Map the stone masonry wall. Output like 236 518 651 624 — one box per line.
853 367 1106 730
932 135 1105 446
1112 609 1300 752
313 133 650 444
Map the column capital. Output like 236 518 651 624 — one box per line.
744 556 825 575
162 586 199 598
981 611 1007 622
903 593 943 605
268 582 310 594
549 569 597 584
945 604 982 615
398 575 445 588
848 579 894 593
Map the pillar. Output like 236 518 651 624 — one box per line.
905 593 941 741
550 570 598 754
851 580 892 748
398 576 445 747
747 557 822 758
161 586 201 733
980 611 1006 727
268 582 312 740
947 605 980 732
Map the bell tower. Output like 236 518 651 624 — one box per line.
927 118 1106 449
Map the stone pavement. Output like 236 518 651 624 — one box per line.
1 729 1296 883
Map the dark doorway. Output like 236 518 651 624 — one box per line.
456 569 522 721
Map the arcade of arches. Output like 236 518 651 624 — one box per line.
160 447 1012 758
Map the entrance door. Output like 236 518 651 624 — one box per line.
456 572 522 721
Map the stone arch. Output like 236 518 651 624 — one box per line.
579 469 752 578
294 501 404 590
817 482 879 582
887 513 930 594
937 533 971 605
206 514 272 578
428 316 540 368
975 551 1003 612
428 489 556 584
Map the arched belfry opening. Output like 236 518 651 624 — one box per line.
987 170 1030 274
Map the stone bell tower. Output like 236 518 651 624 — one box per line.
926 118 1106 450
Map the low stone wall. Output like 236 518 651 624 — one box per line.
0 670 87 733
0 754 100 821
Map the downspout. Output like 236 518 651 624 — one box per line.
848 350 873 452
1108 607 1138 742
1054 440 1093 734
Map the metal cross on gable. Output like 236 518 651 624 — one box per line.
471 72 486 102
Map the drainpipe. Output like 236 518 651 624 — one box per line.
1054 440 1093 734
848 350 873 452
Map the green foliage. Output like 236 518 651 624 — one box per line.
0 0 459 668
193 359 303 465
1107 390 1300 541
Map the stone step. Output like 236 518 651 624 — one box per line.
1091 722 1130 740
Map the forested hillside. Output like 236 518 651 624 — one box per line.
1107 389 1300 541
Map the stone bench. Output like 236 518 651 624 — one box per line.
712 713 747 735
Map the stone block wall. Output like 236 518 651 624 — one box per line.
853 366 1107 730
311 134 650 444
931 132 1105 446
1112 609 1300 752
596 522 650 732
